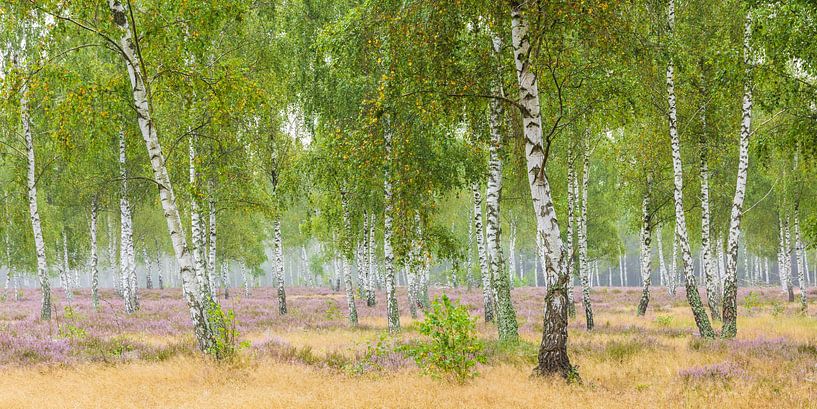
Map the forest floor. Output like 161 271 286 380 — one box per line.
1 285 816 408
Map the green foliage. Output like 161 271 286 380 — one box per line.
742 291 762 311
324 299 343 321
58 306 88 340
401 295 485 382
654 315 674 328
206 302 250 362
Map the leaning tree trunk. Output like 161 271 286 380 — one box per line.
637 190 652 316
274 218 287 315
511 0 573 378
383 122 400 333
340 191 358 326
119 131 138 313
90 197 99 309
665 0 715 339
22 76 51 320
108 0 219 354
473 184 493 323
721 14 753 338
486 40 517 340
578 133 593 329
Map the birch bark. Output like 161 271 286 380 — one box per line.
510 0 573 377
666 0 715 338
383 121 399 333
90 197 99 309
108 0 219 353
721 14 754 338
473 184 493 322
637 191 652 316
578 134 593 328
340 191 358 325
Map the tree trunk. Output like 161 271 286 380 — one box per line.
510 0 573 378
208 183 218 299
119 131 138 313
367 213 377 306
383 122 399 333
721 14 754 338
657 224 670 296
273 218 287 314
89 197 99 308
189 136 211 302
485 42 517 340
700 104 721 321
566 143 577 317
21 75 51 320
466 206 474 290
665 0 715 339
784 217 795 302
473 184 493 323
108 0 219 354
795 209 807 311
578 133 593 328
62 231 73 302
340 191 358 325
637 191 652 316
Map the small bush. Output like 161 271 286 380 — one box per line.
324 300 343 321
206 302 250 361
401 295 485 382
654 315 673 328
58 306 88 340
743 291 762 311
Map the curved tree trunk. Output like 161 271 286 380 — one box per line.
510 0 573 378
721 14 754 337
665 0 715 339
108 0 219 353
22 76 51 320
486 40 517 340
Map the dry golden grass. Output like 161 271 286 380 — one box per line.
1 295 816 408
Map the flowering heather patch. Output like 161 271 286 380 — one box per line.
679 361 748 382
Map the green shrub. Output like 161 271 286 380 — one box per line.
206 302 250 361
743 291 762 311
654 315 673 328
770 301 785 317
58 306 88 340
402 295 485 382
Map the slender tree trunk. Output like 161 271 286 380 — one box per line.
473 184 493 323
208 183 217 299
511 0 573 378
466 206 474 290
242 264 250 297
156 244 164 290
340 191 358 325
273 218 287 314
578 133 593 328
189 136 211 301
666 0 715 338
62 231 73 302
795 208 807 311
784 216 795 302
90 197 99 308
383 122 399 333
657 224 670 296
700 107 720 320
637 191 652 316
22 76 51 320
721 14 754 338
144 247 153 289
566 144 577 317
108 0 220 354
485 43 517 340
120 131 137 313
367 213 377 306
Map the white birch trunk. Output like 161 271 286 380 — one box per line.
578 134 593 328
795 209 807 310
189 136 211 300
511 0 572 376
274 218 287 314
90 197 99 308
367 212 377 306
666 0 715 338
382 122 399 332
119 131 137 313
473 184 493 322
340 191 358 325
22 74 51 319
62 232 73 302
108 0 219 353
637 191 652 316
208 183 217 299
